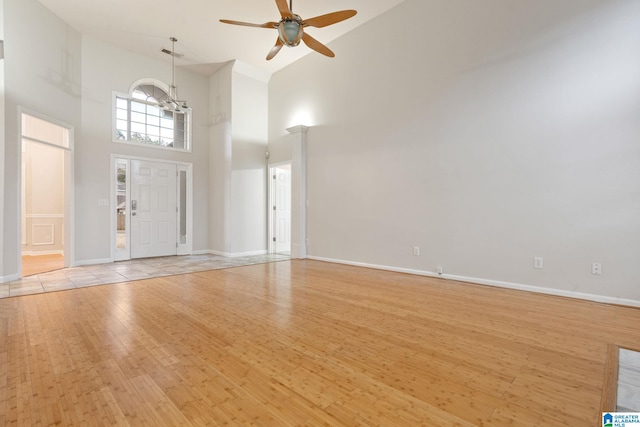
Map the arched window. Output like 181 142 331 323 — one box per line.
113 79 191 151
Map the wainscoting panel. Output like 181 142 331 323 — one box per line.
23 214 64 254
32 223 55 245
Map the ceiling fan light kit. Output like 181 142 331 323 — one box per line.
220 0 357 60
279 16 303 47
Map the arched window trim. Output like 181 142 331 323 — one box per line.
112 78 191 152
129 78 171 96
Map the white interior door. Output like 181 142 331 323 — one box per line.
130 159 177 258
273 165 291 254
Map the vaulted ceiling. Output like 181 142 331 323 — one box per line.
38 0 406 75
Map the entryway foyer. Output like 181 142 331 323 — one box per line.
2 253 289 298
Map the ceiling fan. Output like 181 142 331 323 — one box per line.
220 0 357 60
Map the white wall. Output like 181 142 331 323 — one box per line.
269 0 640 303
208 63 233 254
2 0 81 277
230 64 269 254
208 61 269 256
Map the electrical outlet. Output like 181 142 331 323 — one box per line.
413 247 420 256
437 266 443 275
592 262 602 275
534 257 544 269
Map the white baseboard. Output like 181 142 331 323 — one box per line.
22 250 64 256
72 258 113 267
307 255 640 308
0 273 20 283
206 249 268 258
190 249 211 255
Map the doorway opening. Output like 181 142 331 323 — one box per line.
113 156 192 261
269 163 292 255
20 111 73 277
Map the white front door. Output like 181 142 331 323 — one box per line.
130 159 177 259
273 165 291 254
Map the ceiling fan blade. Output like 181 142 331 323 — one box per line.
274 0 293 19
266 38 284 60
219 19 278 29
303 10 357 28
302 33 334 58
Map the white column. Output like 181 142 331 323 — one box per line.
287 125 308 259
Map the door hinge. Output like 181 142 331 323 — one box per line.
273 206 276 211
273 237 276 242
273 174 276 180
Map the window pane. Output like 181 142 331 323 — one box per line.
132 90 147 101
131 101 146 113
116 162 127 250
147 105 160 117
160 128 173 139
131 122 145 134
116 97 128 109
116 120 128 133
146 125 159 136
131 112 146 124
114 83 190 151
179 170 187 244
147 115 160 127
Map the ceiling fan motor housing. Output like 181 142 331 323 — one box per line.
278 15 303 46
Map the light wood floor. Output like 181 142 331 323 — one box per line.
1 260 638 426
21 254 64 277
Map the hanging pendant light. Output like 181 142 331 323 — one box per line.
160 37 189 112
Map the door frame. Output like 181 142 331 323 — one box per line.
268 161 292 254
17 107 74 277
110 154 193 261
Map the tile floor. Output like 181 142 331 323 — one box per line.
618 348 640 412
1 253 290 299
